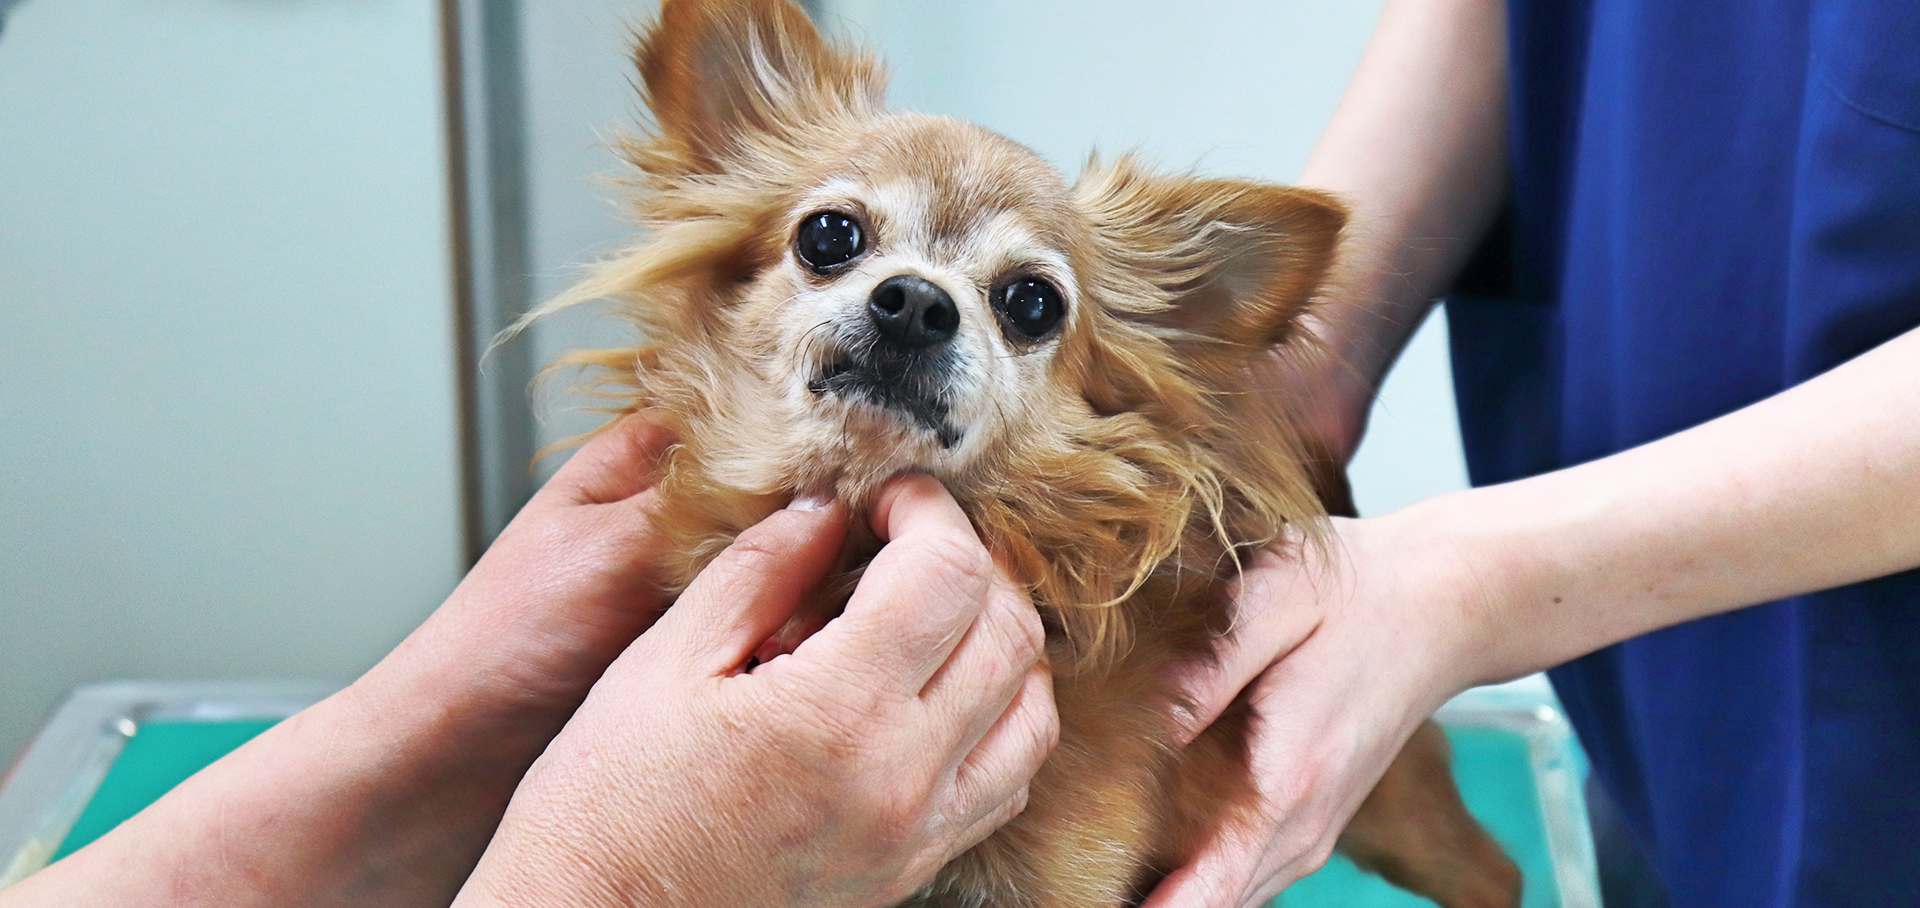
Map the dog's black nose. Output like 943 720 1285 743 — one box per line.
868 275 959 348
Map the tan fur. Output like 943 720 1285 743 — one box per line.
529 2 1518 906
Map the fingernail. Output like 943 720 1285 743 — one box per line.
789 491 834 511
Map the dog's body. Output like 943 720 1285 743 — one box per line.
540 2 1519 905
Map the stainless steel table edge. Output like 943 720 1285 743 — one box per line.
0 680 334 887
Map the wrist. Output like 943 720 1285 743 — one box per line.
212 685 529 904
336 550 652 785
1387 470 1632 690
453 726 773 908
1374 487 1543 696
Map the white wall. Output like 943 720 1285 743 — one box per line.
0 0 465 763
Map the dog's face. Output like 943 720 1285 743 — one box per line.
558 0 1343 624
742 115 1089 483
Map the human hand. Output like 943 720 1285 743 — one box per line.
1146 511 1492 908
311 413 689 877
364 413 681 718
456 474 1058 908
0 418 688 908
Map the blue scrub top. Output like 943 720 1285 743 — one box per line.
1445 1 1920 905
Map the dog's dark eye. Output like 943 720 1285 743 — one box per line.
795 210 865 272
996 277 1065 340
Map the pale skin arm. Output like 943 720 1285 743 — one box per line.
0 419 692 908
1419 324 1920 685
1259 0 1509 463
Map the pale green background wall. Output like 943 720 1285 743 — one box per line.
519 0 1471 516
0 0 465 764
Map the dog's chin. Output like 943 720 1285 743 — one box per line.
807 361 963 450
789 391 965 500
813 398 952 460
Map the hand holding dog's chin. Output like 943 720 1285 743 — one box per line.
1151 509 1492 908
455 475 1058 908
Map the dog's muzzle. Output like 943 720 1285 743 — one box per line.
808 274 964 447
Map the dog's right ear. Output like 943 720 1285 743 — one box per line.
635 0 885 173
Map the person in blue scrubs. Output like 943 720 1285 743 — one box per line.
1151 2 1920 907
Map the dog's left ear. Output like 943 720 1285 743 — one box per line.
1075 155 1345 354
635 0 885 173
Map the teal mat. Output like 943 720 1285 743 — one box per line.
52 718 277 861
49 720 1557 906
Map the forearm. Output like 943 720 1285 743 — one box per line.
1408 326 1920 688
1281 0 1509 458
0 669 540 907
0 580 609 907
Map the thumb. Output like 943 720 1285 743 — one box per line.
1166 544 1324 746
543 415 676 506
1136 829 1267 908
649 497 851 675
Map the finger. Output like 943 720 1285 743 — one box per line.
1165 543 1324 745
1136 858 1236 908
1135 827 1270 908
920 570 1044 747
798 474 993 693
750 596 837 665
542 415 676 506
650 499 850 674
946 661 1056 828
947 783 1031 865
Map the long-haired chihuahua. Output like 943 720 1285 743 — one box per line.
531 2 1520 906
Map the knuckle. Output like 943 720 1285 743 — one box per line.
1014 676 1060 758
1005 597 1047 664
828 689 897 745
1296 834 1338 878
852 754 934 825
1270 821 1334 878
1267 746 1331 808
1003 784 1031 821
1035 696 1062 755
717 523 790 574
984 610 1045 681
905 531 992 598
870 782 931 844
1265 766 1312 813
760 675 884 755
1311 838 1338 873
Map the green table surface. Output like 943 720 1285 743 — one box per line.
51 721 1559 906
52 719 277 862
